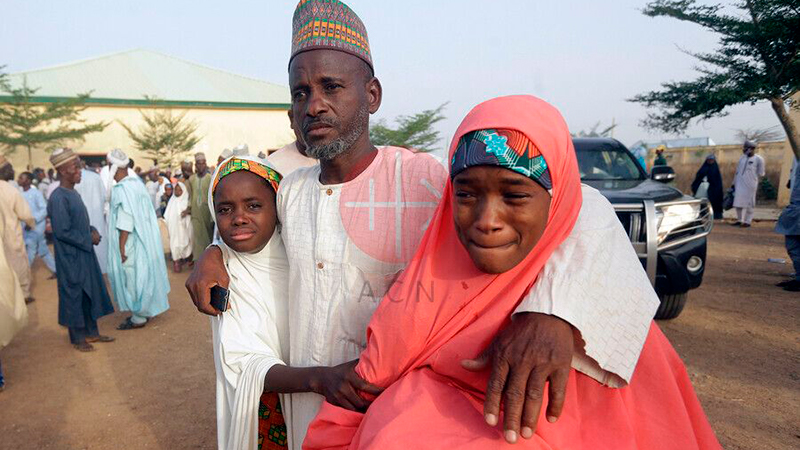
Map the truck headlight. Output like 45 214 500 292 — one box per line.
655 203 701 244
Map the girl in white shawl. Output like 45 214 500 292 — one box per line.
164 182 193 272
209 156 291 450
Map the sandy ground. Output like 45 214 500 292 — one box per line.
0 221 798 449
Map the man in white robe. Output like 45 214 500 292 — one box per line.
75 163 110 274
732 140 766 227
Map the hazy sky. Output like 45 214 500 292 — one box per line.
0 0 784 151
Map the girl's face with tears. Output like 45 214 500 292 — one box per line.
213 170 278 254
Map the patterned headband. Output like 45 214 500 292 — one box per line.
450 128 552 190
212 158 282 198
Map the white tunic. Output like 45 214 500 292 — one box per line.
733 154 765 208
276 147 658 446
75 169 109 274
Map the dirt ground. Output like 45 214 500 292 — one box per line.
0 221 798 450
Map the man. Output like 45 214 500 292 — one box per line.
0 205 28 392
185 153 213 262
189 2 658 446
33 168 51 199
144 166 162 210
47 148 115 352
732 140 766 227
107 149 170 330
17 171 57 277
776 158 800 292
75 161 110 274
0 156 34 303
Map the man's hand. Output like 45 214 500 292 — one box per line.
461 312 573 444
181 209 190 218
91 229 101 246
185 246 229 316
120 251 127 263
310 360 384 412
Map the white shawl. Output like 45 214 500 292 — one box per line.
210 156 293 450
163 182 193 260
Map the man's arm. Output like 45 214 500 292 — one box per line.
119 230 129 263
462 313 573 443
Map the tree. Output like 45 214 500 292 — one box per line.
630 0 800 159
734 125 785 143
0 70 107 169
370 103 447 152
571 121 618 138
120 100 202 168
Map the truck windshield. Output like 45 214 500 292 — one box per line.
576 147 644 181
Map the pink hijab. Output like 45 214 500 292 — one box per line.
304 95 583 446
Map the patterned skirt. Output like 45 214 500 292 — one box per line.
258 391 288 450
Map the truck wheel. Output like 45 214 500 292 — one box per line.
655 293 688 320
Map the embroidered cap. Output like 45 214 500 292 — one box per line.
50 148 79 169
290 0 373 72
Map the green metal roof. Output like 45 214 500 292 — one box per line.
4 49 290 109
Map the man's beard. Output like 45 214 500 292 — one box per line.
304 105 369 161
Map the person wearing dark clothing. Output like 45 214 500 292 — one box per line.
47 148 116 352
691 154 724 220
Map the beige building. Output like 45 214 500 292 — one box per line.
2 49 294 170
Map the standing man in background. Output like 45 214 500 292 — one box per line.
17 171 57 278
185 153 213 262
0 156 34 303
732 141 766 227
47 148 115 352
107 149 171 330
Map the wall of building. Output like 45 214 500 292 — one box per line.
647 140 794 206
5 104 295 170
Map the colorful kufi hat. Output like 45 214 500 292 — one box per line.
450 128 552 191
290 0 373 72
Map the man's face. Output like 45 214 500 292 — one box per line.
17 173 31 189
289 49 381 160
148 170 158 182
196 159 208 174
744 146 755 156
58 159 82 185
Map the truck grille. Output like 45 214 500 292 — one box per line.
616 211 646 243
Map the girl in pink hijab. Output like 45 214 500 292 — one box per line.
304 96 721 449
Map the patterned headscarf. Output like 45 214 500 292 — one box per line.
450 128 552 191
290 0 373 72
211 157 282 201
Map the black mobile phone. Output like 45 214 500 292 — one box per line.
210 285 230 312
